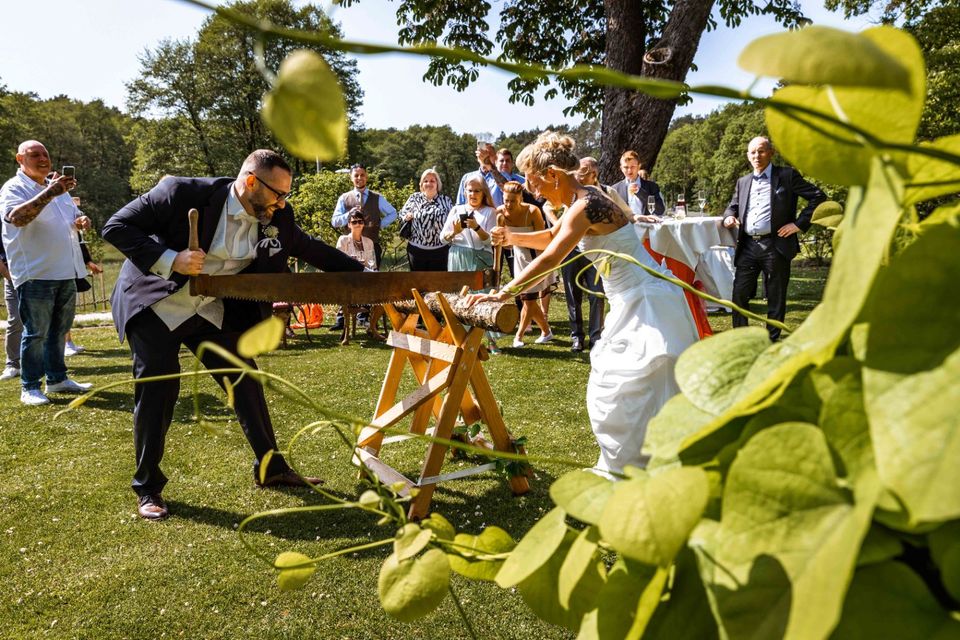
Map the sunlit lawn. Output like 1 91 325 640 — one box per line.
0 265 826 638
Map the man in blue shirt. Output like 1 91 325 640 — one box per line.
331 164 397 269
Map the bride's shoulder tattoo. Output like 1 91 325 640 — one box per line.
582 189 622 225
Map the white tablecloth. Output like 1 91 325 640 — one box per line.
634 216 737 304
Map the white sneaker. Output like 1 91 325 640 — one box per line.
0 366 19 381
64 341 85 357
512 338 525 348
45 378 93 394
534 332 555 344
21 388 50 406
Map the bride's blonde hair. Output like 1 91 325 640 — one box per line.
516 130 579 175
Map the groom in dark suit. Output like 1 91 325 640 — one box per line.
723 136 825 341
103 150 362 520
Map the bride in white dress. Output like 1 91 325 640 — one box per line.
468 131 699 474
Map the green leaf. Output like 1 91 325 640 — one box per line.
237 316 284 358
682 159 906 455
275 551 315 592
832 562 960 639
739 25 911 92
598 467 709 568
495 507 565 588
905 134 960 206
518 530 604 632
765 27 926 185
862 223 960 523
358 490 379 507
674 326 772 415
549 471 614 525
697 423 879 640
421 513 455 541
558 526 602 609
811 200 845 229
625 566 670 640
810 358 873 481
576 556 658 640
262 49 347 162
645 393 717 468
378 548 449 622
857 525 904 567
928 522 960 568
394 523 432 562
938 544 960 602
919 201 960 228
645 548 720 640
447 526 515 582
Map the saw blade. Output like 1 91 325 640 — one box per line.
189 271 489 305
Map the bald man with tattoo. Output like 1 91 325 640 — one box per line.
0 140 92 405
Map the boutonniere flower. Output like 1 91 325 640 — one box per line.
262 225 279 239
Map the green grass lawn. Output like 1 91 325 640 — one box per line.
0 266 827 638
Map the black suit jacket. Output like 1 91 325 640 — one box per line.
103 177 362 341
612 178 666 216
724 165 826 262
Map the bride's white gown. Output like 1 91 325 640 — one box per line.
579 219 699 473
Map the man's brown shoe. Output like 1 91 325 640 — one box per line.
137 494 169 520
256 470 324 489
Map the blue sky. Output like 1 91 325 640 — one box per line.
0 0 876 135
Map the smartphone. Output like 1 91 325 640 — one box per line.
459 212 472 225
62 166 76 178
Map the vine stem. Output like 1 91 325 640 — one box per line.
448 582 479 640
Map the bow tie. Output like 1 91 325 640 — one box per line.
752 173 767 181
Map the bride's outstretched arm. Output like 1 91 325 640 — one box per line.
468 202 591 305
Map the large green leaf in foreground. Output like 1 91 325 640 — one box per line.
861 223 960 523
831 562 960 639
696 423 878 640
739 25 911 92
262 49 348 161
765 26 925 186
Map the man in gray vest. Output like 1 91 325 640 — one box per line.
331 164 397 268
330 163 397 330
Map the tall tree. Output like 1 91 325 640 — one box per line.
127 0 363 189
343 0 807 182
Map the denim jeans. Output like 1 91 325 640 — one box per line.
3 278 22 368
16 279 76 390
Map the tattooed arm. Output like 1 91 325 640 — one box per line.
4 175 75 227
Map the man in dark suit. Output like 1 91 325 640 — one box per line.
612 150 665 218
722 136 826 341
103 150 362 520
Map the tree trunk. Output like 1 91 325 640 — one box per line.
599 0 716 184
392 293 519 333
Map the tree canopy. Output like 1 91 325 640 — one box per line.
342 0 810 181
126 0 363 191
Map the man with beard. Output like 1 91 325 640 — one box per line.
103 150 362 520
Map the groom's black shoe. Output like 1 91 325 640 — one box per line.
571 337 584 353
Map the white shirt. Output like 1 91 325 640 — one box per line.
149 185 260 331
625 178 646 217
745 165 773 235
441 205 496 251
0 170 88 288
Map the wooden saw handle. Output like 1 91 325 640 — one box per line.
188 208 200 251
493 212 505 289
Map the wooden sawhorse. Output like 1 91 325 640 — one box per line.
354 290 529 520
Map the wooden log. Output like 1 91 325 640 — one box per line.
392 292 518 333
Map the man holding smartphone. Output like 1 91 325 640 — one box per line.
0 140 92 405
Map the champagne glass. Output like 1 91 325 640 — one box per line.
646 195 657 216
698 190 707 215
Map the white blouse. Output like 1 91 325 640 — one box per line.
440 205 496 251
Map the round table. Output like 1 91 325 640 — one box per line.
634 216 737 337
